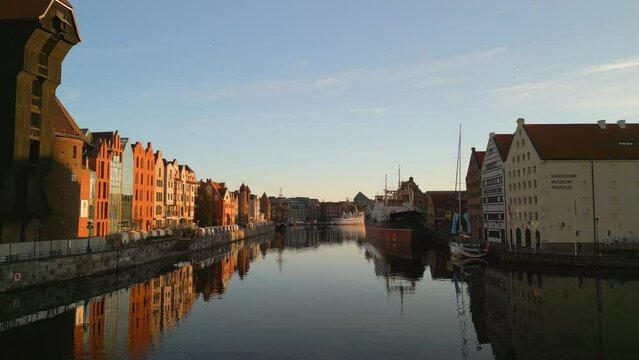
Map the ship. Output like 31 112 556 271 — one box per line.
330 211 365 226
365 174 431 246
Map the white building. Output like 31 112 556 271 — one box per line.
481 133 513 251
505 118 639 252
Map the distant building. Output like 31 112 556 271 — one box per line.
426 191 466 237
164 159 180 227
238 184 251 225
505 118 639 251
200 179 236 225
465 147 485 241
481 133 513 251
153 150 165 228
260 193 271 221
0 0 80 243
178 165 197 227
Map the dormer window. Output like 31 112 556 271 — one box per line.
54 12 70 33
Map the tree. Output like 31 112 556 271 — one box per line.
194 184 214 227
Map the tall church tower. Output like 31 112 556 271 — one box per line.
0 0 81 242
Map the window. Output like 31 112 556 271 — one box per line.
72 145 77 159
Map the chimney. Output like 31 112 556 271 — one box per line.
597 120 606 129
516 117 525 126
489 132 495 139
618 119 626 129
471 147 476 152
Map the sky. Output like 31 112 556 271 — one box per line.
58 0 639 201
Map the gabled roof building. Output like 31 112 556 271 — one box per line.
481 133 514 251
504 118 639 252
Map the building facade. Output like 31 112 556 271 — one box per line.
132 142 154 230
465 147 485 241
164 160 179 227
426 191 466 237
237 184 251 225
481 133 513 251
505 118 639 251
86 132 111 237
120 138 134 231
0 0 80 243
153 151 165 228
44 98 91 239
259 193 271 221
92 131 122 236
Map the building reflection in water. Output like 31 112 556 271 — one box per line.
482 267 639 360
1 230 638 360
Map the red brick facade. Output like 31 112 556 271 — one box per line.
133 142 155 230
466 147 485 241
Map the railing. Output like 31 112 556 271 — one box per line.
0 225 245 264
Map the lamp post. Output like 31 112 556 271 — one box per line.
86 221 94 253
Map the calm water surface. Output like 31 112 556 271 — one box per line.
0 227 637 359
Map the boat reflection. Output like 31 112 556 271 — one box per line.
0 230 637 360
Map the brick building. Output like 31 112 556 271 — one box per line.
426 191 467 238
260 193 271 221
44 98 92 239
153 150 165 228
0 0 80 243
465 147 485 241
132 142 154 230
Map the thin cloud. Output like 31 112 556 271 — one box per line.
349 107 389 114
582 58 639 75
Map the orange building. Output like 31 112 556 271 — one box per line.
237 184 251 225
91 131 122 236
132 142 154 230
178 165 197 227
164 159 180 227
44 98 92 239
87 134 112 237
201 179 236 225
153 151 165 228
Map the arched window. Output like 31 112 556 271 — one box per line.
516 228 522 247
525 229 532 247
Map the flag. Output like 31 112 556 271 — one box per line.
451 212 460 234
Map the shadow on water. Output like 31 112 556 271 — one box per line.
0 227 637 359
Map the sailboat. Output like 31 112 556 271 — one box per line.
449 125 488 259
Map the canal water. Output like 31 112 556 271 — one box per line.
0 227 637 360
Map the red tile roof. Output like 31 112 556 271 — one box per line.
0 0 73 20
53 97 87 141
524 123 639 160
492 134 514 161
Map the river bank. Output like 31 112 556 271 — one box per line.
0 225 274 293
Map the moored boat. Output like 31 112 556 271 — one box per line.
365 173 432 245
449 125 488 258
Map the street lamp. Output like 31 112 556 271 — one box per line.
86 221 94 253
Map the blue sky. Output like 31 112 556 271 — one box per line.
59 0 639 201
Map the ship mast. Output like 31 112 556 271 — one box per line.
456 124 463 234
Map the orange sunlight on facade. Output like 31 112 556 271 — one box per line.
133 142 154 230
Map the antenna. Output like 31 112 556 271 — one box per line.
398 164 401 189
279 186 282 197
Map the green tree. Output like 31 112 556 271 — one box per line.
194 185 214 227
